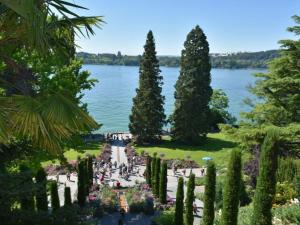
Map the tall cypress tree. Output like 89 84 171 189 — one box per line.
146 156 152 186
19 165 35 211
171 25 212 144
185 173 195 225
151 155 157 190
84 158 89 195
36 168 48 211
252 129 279 225
154 157 161 196
202 161 216 225
129 30 166 144
221 149 242 225
87 155 93 187
159 160 168 203
174 177 184 225
77 159 86 207
50 182 60 211
64 186 72 206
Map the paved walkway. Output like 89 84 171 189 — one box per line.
48 133 204 224
106 134 204 225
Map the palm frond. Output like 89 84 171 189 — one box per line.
0 0 104 55
0 93 99 154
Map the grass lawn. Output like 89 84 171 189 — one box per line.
41 141 103 167
135 133 248 169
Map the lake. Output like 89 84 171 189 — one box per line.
82 65 264 133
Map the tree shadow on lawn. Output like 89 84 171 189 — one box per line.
148 136 237 152
71 141 103 153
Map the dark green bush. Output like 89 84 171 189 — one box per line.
50 182 60 211
64 186 72 206
202 161 216 225
36 168 48 211
277 158 298 183
221 149 242 225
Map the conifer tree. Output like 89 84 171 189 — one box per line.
36 168 48 211
252 129 279 225
64 186 72 206
146 156 152 186
202 161 216 225
77 159 86 207
50 182 60 211
19 165 35 211
185 173 195 225
221 149 242 225
154 157 161 196
159 160 168 203
174 177 184 225
151 155 157 190
129 31 166 144
171 25 212 144
84 158 89 195
87 155 93 187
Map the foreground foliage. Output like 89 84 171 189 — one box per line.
0 0 103 153
252 129 279 225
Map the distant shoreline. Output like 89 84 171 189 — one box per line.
82 63 267 70
77 49 278 69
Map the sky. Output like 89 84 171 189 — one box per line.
72 0 300 55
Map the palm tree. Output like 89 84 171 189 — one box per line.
0 0 104 153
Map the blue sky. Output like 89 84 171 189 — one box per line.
73 0 300 55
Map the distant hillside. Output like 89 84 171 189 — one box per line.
76 50 279 69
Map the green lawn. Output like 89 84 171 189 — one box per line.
41 141 103 167
135 133 247 168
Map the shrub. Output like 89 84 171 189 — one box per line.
151 156 157 190
293 172 300 199
239 179 251 207
215 181 223 210
185 173 195 225
221 149 242 225
174 177 184 225
50 182 60 211
36 168 48 211
273 182 297 205
273 204 300 224
202 161 216 225
146 156 152 186
64 186 72 206
154 208 175 225
100 186 118 212
194 177 205 186
125 188 154 214
77 159 86 207
252 129 279 225
154 158 161 196
159 161 168 204
87 155 93 187
277 158 298 183
19 165 35 211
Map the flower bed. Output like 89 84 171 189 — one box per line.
99 185 119 212
125 187 154 215
125 144 146 165
97 143 112 163
45 162 77 175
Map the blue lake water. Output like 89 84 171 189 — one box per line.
82 65 264 133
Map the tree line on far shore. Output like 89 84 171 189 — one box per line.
76 50 279 69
